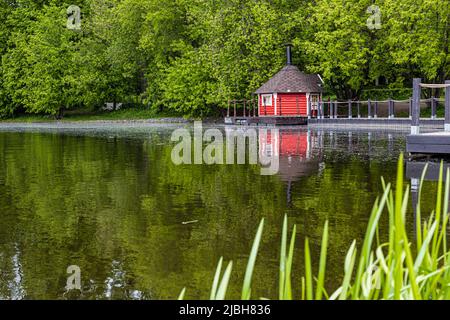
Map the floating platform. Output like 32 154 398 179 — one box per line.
224 116 308 126
225 117 445 128
309 118 443 128
407 132 450 154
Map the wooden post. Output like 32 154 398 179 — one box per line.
307 99 311 119
328 98 332 118
445 80 450 131
392 100 395 118
409 97 412 119
323 101 326 119
357 101 361 118
387 99 390 118
227 100 230 117
251 98 254 117
321 100 324 119
334 101 338 118
388 99 392 119
319 100 325 119
234 100 237 118
431 96 436 120
322 100 327 119
253 98 256 117
318 101 322 119
374 101 378 118
411 78 421 135
348 100 352 119
243 99 246 117
368 99 372 119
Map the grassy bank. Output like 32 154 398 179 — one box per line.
0 108 190 123
180 154 450 300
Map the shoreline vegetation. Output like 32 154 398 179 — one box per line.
0 109 203 123
179 154 450 300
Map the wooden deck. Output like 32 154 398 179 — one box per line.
309 118 444 129
407 132 450 154
225 116 444 128
224 116 308 126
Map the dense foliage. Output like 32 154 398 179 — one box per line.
0 0 449 117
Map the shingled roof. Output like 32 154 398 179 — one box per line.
255 65 323 94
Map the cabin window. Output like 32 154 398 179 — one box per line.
261 94 273 106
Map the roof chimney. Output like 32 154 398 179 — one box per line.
285 43 293 65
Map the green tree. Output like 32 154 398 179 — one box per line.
155 0 306 115
383 0 450 84
3 3 85 116
299 0 383 98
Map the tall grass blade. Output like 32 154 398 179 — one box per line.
304 237 313 300
178 288 186 300
279 215 288 299
210 257 223 300
432 161 444 264
215 261 233 300
414 220 438 271
241 219 265 300
436 168 450 266
353 185 390 298
339 240 357 300
284 224 297 300
393 153 405 299
315 221 329 300
416 163 429 249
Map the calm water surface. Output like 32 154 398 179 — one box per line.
0 124 440 299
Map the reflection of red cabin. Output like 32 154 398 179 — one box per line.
255 46 323 117
259 130 311 159
279 131 308 156
259 129 319 182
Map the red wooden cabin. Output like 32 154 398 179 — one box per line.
256 46 323 117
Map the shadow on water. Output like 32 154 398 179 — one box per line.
0 124 436 299
406 160 450 224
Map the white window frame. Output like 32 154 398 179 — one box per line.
261 94 273 107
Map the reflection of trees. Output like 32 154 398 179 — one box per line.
0 130 286 299
0 243 26 299
0 129 418 299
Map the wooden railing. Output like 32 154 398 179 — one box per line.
309 98 448 120
410 79 450 134
227 99 258 117
227 96 448 119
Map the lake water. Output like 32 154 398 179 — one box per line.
0 123 441 299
